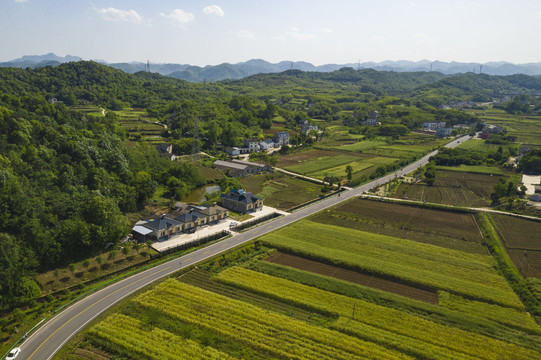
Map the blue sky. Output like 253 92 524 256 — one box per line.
1 0 540 65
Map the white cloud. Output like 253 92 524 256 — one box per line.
160 9 195 27
409 2 417 7
276 28 316 41
238 30 256 40
14 0 28 3
455 1 481 9
371 35 386 44
414 33 439 45
538 11 541 17
321 28 333 33
203 5 224 17
96 7 142 23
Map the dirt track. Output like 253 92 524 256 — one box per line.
265 252 438 304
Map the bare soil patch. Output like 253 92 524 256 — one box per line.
265 252 438 304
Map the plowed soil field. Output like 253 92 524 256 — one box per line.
265 252 438 304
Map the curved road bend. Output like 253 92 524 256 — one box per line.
19 135 470 360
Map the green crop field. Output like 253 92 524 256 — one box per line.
310 198 486 253
239 172 327 210
394 170 502 207
455 139 503 153
246 259 541 342
470 108 541 145
284 153 361 175
491 214 541 278
436 164 505 175
216 267 540 360
260 220 521 307
134 279 409 360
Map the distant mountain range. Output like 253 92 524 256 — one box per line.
2 53 541 82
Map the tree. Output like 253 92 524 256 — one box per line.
96 256 103 267
108 250 117 262
345 165 353 181
133 243 142 253
82 259 90 271
135 171 157 207
68 263 76 276
424 161 436 186
122 245 130 256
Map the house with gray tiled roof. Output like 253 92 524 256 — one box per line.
220 189 263 213
141 215 182 240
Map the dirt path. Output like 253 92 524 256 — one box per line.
265 252 438 304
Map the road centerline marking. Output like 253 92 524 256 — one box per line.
27 266 171 359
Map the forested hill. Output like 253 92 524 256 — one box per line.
1 61 541 308
0 61 202 109
223 68 447 97
411 73 541 106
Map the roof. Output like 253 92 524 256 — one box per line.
132 225 153 235
173 212 199 223
230 159 267 168
275 132 289 135
213 160 248 170
143 216 181 231
220 189 262 204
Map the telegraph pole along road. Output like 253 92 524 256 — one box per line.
16 134 471 360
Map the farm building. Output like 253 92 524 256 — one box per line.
213 159 272 177
220 189 263 213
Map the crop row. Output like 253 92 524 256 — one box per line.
248 260 541 350
438 291 541 334
135 279 411 360
260 221 522 307
333 317 478 360
215 266 540 360
88 313 236 360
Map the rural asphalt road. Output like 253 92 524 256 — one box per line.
16 134 470 360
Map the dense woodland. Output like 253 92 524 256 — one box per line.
1 61 541 309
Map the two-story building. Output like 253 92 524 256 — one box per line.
423 121 446 131
274 132 290 146
243 138 261 152
220 189 263 213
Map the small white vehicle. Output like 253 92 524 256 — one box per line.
6 347 21 360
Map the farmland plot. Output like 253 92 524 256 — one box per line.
260 220 522 307
394 170 502 207
311 198 486 253
265 251 438 303
492 214 541 277
135 279 411 360
216 267 540 360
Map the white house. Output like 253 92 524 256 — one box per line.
273 132 290 146
259 140 275 151
436 128 453 137
423 121 446 130
243 138 261 152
